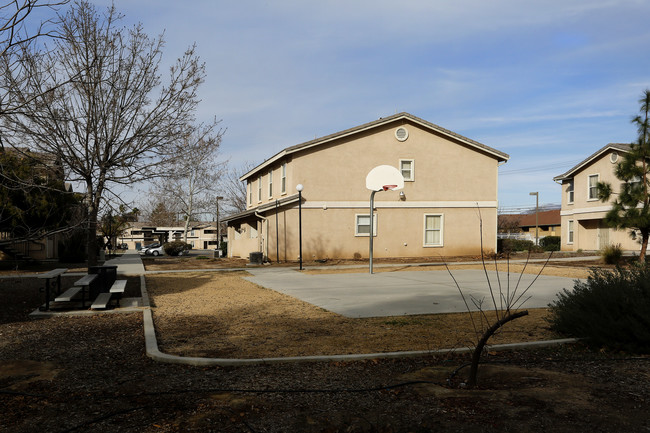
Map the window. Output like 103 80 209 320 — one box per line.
567 180 574 204
281 163 286 194
189 230 195 237
400 159 414 181
257 175 262 202
424 214 443 247
588 174 599 200
268 169 273 198
355 214 377 237
248 183 252 206
568 220 574 244
189 241 195 248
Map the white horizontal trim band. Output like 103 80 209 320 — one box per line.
560 205 612 216
303 201 498 209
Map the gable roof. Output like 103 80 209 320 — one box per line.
553 143 631 182
241 112 509 181
518 209 561 228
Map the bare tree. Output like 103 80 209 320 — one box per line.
151 121 225 244
140 199 178 227
222 160 256 214
0 1 69 120
0 1 206 267
445 210 552 387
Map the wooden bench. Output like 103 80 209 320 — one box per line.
38 268 68 311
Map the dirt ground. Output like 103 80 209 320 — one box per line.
1 259 649 432
147 271 557 359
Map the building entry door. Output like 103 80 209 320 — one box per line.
598 223 610 249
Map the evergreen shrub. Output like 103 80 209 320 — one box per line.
540 236 561 251
600 243 623 264
548 265 650 353
163 241 190 256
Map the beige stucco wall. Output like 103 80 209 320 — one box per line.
233 118 502 260
236 202 497 261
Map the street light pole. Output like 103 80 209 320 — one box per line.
216 196 223 253
296 184 304 270
529 191 539 246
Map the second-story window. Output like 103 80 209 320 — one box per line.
248 182 252 206
588 174 599 200
268 169 273 198
281 163 286 194
257 175 262 202
400 159 414 181
567 180 574 204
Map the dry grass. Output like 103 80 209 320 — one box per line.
147 271 561 359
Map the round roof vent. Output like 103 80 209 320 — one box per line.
395 127 409 142
610 152 618 163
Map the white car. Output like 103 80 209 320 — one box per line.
139 243 164 256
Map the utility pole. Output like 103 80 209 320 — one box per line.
529 191 539 246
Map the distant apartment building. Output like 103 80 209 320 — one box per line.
554 143 641 252
119 222 222 250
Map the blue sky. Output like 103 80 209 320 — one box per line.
97 0 650 213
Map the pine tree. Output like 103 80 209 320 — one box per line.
599 90 650 261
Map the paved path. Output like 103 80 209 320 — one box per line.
244 268 579 318
104 249 145 275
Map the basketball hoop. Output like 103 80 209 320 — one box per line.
382 185 398 191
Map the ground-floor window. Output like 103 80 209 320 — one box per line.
423 214 443 247
567 220 574 244
355 214 377 236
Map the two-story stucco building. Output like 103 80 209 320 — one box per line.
553 143 641 252
224 112 509 262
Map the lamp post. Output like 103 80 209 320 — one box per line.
529 192 539 246
216 196 223 253
296 184 303 270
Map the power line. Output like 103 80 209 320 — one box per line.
499 161 579 176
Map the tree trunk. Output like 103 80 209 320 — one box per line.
640 231 649 262
467 310 529 387
86 204 99 269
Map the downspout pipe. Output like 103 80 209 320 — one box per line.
255 212 268 260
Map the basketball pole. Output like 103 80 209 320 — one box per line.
369 190 378 274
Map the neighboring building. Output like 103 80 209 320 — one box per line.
498 209 561 243
119 222 222 250
0 149 75 261
553 143 640 252
224 112 509 261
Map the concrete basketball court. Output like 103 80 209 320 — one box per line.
244 267 580 318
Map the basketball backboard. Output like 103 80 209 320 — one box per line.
366 165 405 191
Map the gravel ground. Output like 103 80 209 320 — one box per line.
1 267 649 432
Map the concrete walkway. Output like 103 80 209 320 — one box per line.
104 249 145 276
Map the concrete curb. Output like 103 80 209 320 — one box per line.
140 273 579 366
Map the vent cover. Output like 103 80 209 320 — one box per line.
395 127 409 142
610 152 618 163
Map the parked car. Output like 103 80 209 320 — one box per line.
139 243 163 256
146 245 164 256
